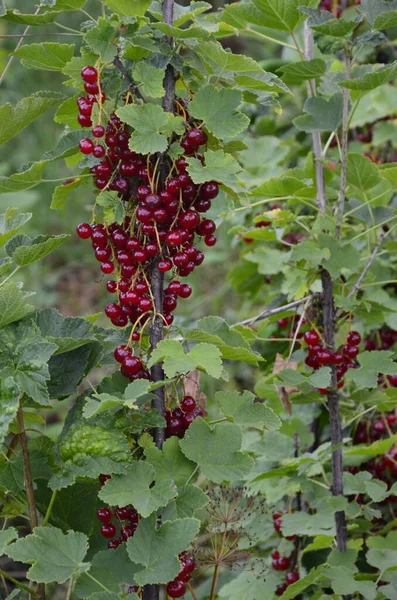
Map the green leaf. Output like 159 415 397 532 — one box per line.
126 515 200 585
374 10 397 30
62 51 99 87
346 153 381 192
0 282 35 328
0 162 46 195
116 104 184 155
216 390 281 430
187 149 241 192
293 93 343 132
99 462 176 517
75 546 138 597
318 234 361 278
346 351 397 388
103 0 150 16
6 233 70 266
235 72 292 95
179 417 254 483
279 566 327 599
47 343 101 398
251 0 319 32
0 377 20 447
0 208 32 247
148 340 223 379
252 173 311 197
195 40 263 73
339 63 397 92
219 571 279 600
34 308 95 354
189 85 249 140
6 527 89 583
0 92 64 145
54 96 80 128
1 9 61 25
311 16 361 37
96 191 124 225
279 59 326 85
42 130 88 162
0 527 18 554
0 320 57 404
51 178 88 210
163 484 209 520
49 0 87 9
133 63 165 98
365 479 388 503
145 436 197 487
152 22 213 39
367 532 397 572
13 43 74 71
84 18 118 63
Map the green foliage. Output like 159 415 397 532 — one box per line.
13 43 75 71
189 85 249 140
148 340 223 378
6 527 89 583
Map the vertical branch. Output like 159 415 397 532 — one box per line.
335 55 351 239
320 270 348 552
304 18 350 589
144 2 175 600
304 23 326 213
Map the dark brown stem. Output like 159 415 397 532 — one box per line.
321 270 349 553
143 2 175 599
17 402 45 599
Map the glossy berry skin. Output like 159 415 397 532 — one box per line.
200 181 219 200
122 355 142 375
81 65 98 83
317 349 332 365
181 396 196 413
347 331 361 346
79 138 94 154
92 125 105 138
114 345 131 364
97 508 112 523
271 550 280 560
286 571 300 584
76 223 92 239
166 580 186 598
275 583 288 596
107 539 121 549
186 128 207 147
100 523 116 538
304 330 320 346
115 506 131 520
343 344 359 358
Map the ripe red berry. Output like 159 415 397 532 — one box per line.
277 557 290 571
317 349 332 365
166 580 186 598
92 125 105 138
76 223 92 239
181 396 196 413
331 351 344 365
343 344 359 358
120 525 136 539
347 331 361 346
122 355 142 375
81 65 98 83
115 506 131 520
101 261 114 274
114 345 131 364
79 138 94 155
93 144 106 158
271 550 280 560
286 571 300 584
108 539 121 549
204 234 217 247
78 113 93 127
200 181 219 200
105 303 121 320
275 583 288 596
84 81 99 95
304 330 320 346
99 474 111 485
186 128 208 147
100 524 116 538
166 231 183 247
106 280 117 293
158 258 173 272
179 283 192 298
97 508 112 523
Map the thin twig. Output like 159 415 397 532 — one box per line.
0 5 41 87
288 296 311 359
336 55 351 239
187 581 199 600
233 296 312 328
113 56 144 101
347 233 385 298
0 568 40 599
304 23 326 213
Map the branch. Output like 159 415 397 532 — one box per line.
0 5 41 87
0 567 40 599
321 270 349 559
304 23 326 213
233 296 312 328
347 233 385 298
336 55 351 239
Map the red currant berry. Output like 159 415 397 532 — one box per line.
93 144 106 158
304 330 320 346
200 181 219 200
115 506 131 520
181 396 196 413
343 345 359 358
122 355 142 375
204 234 216 247
78 114 93 127
114 345 131 364
84 81 99 95
101 261 114 274
120 525 136 539
317 349 332 365
286 571 300 584
99 474 111 485
92 125 105 138
186 128 208 147
97 508 112 523
166 580 186 598
76 223 92 239
101 524 116 538
107 539 121 549
79 138 94 155
347 331 361 346
106 280 117 293
179 283 192 298
81 66 98 83
331 351 344 365
271 550 280 560
275 583 288 596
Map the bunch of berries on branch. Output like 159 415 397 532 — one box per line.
96 500 139 549
75 66 219 381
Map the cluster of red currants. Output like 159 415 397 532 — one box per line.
364 326 397 352
304 329 362 393
165 395 204 438
96 504 139 549
271 512 300 595
166 552 196 598
77 65 106 128
75 66 220 381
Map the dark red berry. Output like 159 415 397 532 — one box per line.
79 138 94 154
317 349 332 365
122 355 142 375
186 128 208 147
200 181 219 200
76 223 92 239
347 331 361 346
166 580 186 598
81 65 98 83
101 524 116 538
304 330 320 346
97 508 112 523
108 539 121 549
181 396 196 413
286 571 300 584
